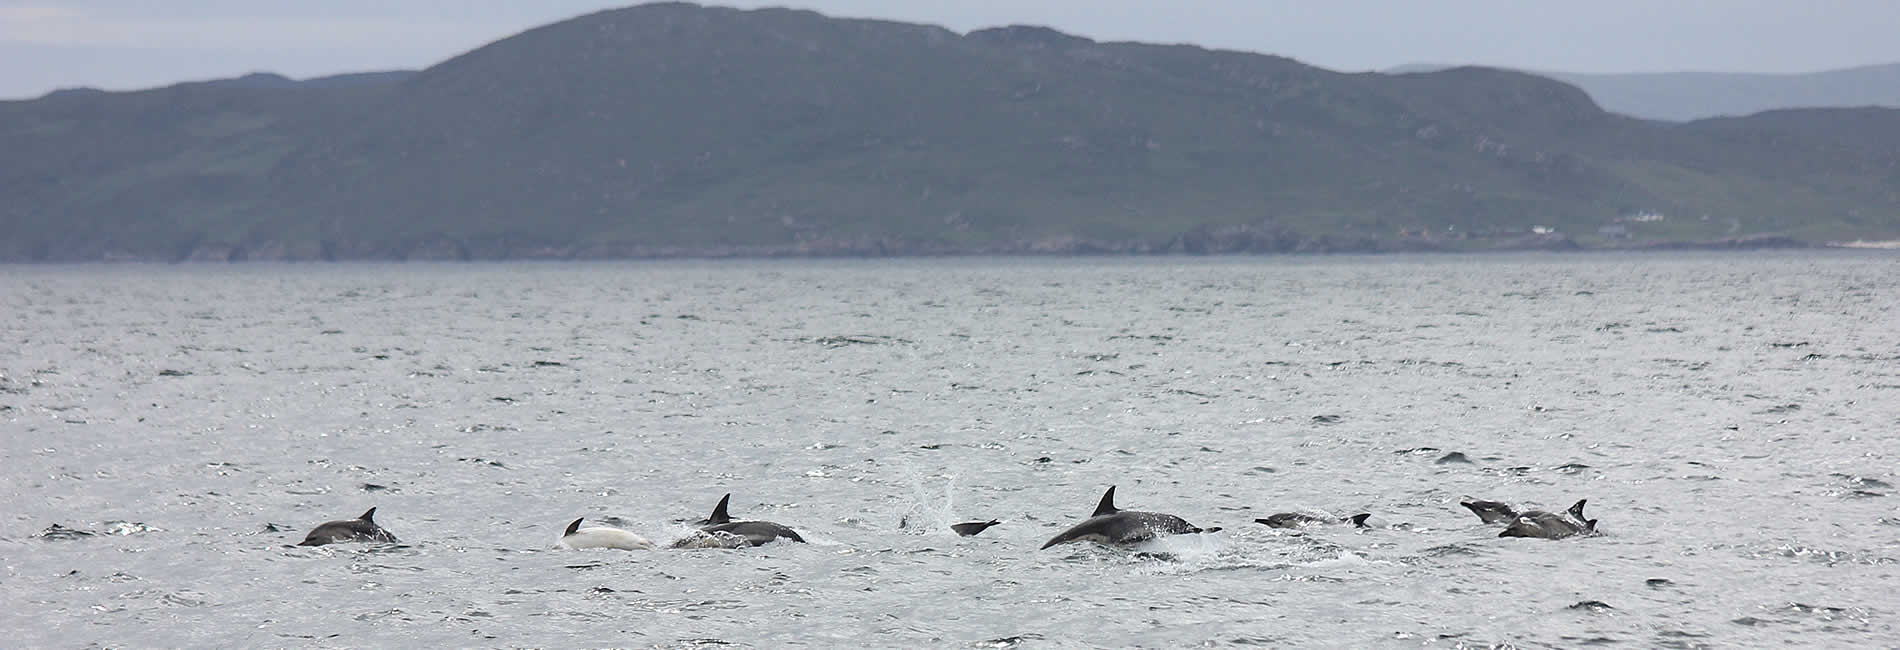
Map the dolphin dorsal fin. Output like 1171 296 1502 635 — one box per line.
359 507 377 522
565 518 584 536
1567 499 1588 521
1585 519 1598 532
708 493 734 525
1092 486 1120 516
1349 513 1372 528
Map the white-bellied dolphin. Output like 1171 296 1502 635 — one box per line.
693 493 805 546
1255 512 1372 529
1040 486 1220 550
298 507 398 546
1498 499 1596 540
556 518 655 550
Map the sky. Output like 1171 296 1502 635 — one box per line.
5 0 1900 99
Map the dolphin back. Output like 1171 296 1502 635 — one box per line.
704 520 805 546
1498 511 1586 540
298 516 398 546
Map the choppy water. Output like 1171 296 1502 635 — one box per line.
3 253 1898 648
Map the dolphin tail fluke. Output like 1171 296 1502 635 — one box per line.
564 518 584 536
1348 513 1372 528
1092 486 1119 517
951 519 1001 537
1567 499 1588 521
359 507 377 522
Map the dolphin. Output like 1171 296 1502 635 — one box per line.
1459 498 1520 524
1040 486 1220 550
557 518 654 550
1255 512 1372 529
693 493 805 546
1498 499 1597 540
951 519 1002 537
298 507 398 546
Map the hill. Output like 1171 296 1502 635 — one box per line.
1549 64 1900 123
1391 62 1900 122
3 2 1898 262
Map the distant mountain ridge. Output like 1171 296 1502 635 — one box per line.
40 70 417 98
1390 62 1900 121
2 2 1896 262
208 70 419 89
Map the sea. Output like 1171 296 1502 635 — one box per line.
2 252 1896 648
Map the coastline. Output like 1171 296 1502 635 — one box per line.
5 233 1846 264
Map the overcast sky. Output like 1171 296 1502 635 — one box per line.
6 0 1900 99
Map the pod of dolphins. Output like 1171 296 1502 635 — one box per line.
296 486 1600 549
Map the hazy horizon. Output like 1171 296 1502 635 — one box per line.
5 0 1900 99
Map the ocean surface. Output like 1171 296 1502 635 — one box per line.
3 253 1897 648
